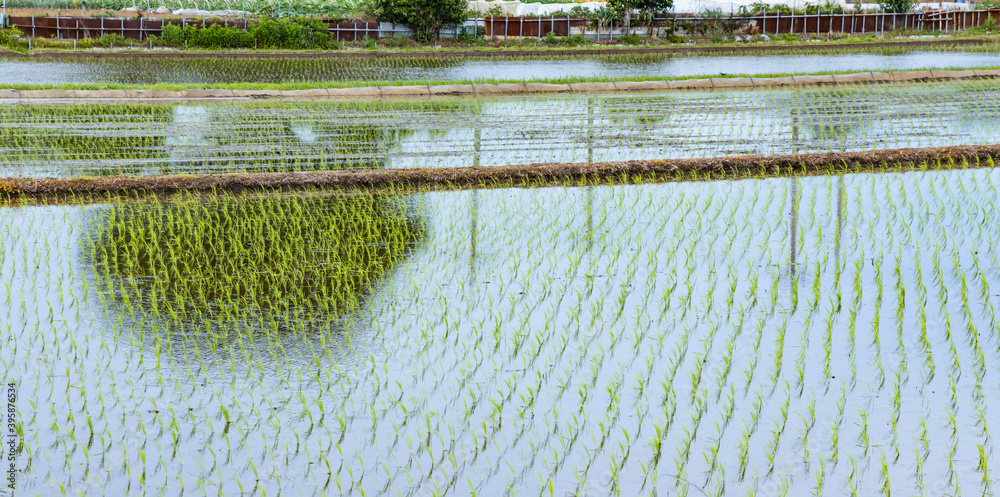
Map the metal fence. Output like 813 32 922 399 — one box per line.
697 9 1000 35
4 10 999 42
472 10 1000 38
2 16 380 42
6 16 245 40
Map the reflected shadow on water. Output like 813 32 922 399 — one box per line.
81 191 426 375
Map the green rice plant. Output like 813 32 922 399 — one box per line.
829 420 841 464
879 449 891 497
764 420 781 476
811 456 826 496
737 424 751 481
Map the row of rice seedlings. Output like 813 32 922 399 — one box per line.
5 80 1000 178
13 52 770 87
2 160 999 495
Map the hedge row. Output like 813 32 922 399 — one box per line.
158 18 339 49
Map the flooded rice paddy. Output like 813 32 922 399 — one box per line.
2 80 1000 178
1 50 999 86
3 72 1000 496
2 165 1000 495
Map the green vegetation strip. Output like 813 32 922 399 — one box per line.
1 69 998 99
3 36 992 58
4 144 998 199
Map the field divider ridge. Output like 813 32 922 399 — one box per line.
3 144 998 199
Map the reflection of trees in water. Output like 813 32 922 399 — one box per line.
83 191 425 369
0 101 472 176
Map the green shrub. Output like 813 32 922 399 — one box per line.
484 5 504 17
983 15 998 31
737 2 792 15
541 32 587 46
254 18 304 48
0 28 28 52
251 18 333 49
160 24 185 45
381 34 410 47
0 28 19 45
456 25 484 42
86 33 130 48
879 0 914 13
373 0 468 42
154 17 335 50
804 0 845 14
195 24 256 48
251 19 283 47
569 5 596 18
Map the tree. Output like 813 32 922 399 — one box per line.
878 0 914 12
374 0 468 42
607 0 673 35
